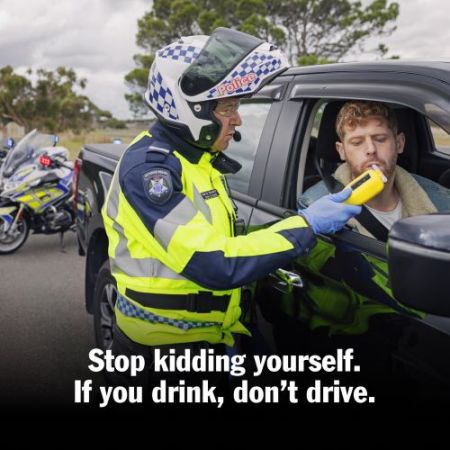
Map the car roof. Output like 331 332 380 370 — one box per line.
285 60 450 84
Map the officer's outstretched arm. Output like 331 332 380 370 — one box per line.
117 160 335 290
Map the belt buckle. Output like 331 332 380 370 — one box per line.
187 292 213 313
186 294 198 312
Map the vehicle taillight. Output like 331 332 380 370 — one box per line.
39 154 52 167
72 157 82 214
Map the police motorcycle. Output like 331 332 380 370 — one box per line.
0 129 74 254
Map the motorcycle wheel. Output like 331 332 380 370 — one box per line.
0 215 29 254
93 260 118 350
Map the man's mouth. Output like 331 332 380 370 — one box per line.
365 161 383 170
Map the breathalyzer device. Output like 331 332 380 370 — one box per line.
344 164 388 205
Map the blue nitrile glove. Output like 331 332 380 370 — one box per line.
298 188 362 234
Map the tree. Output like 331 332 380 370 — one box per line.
125 0 399 115
125 0 284 115
0 66 113 133
0 66 34 129
275 0 399 65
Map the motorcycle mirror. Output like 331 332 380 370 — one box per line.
53 135 59 146
7 138 14 149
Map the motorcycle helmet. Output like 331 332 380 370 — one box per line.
144 27 289 148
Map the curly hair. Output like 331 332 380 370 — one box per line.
336 101 398 141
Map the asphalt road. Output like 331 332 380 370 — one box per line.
0 231 97 415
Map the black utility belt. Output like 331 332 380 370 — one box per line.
125 289 230 313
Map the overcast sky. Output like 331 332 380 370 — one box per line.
0 0 448 119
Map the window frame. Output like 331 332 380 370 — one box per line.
225 75 293 198
224 99 274 195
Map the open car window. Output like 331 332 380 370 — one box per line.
297 99 450 242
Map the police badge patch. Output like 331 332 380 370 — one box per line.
142 169 173 204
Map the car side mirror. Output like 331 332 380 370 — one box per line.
388 214 450 317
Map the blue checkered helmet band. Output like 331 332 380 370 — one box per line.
207 52 282 99
148 66 179 120
158 44 201 65
116 295 220 331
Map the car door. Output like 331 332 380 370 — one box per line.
248 68 450 403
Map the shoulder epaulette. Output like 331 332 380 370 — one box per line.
146 143 172 163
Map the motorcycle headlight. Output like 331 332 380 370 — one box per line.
4 181 19 191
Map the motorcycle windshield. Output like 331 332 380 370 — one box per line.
2 129 56 178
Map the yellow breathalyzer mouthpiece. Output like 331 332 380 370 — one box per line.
344 165 387 205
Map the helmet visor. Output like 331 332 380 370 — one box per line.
180 28 263 97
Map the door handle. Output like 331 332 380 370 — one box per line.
268 268 304 294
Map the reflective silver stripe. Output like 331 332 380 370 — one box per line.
106 173 185 280
99 171 113 197
193 186 212 224
153 261 185 280
105 159 191 280
111 221 151 277
154 197 197 250
148 145 170 154
111 237 185 281
106 171 120 219
107 171 151 278
111 220 185 279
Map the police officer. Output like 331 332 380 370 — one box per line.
102 28 360 381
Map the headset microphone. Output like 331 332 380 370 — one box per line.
233 131 241 142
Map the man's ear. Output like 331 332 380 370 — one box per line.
336 141 346 161
396 132 405 154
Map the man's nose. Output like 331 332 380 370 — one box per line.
365 137 376 155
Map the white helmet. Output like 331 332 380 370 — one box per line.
144 27 289 148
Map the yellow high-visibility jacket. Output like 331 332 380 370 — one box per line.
102 122 316 346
